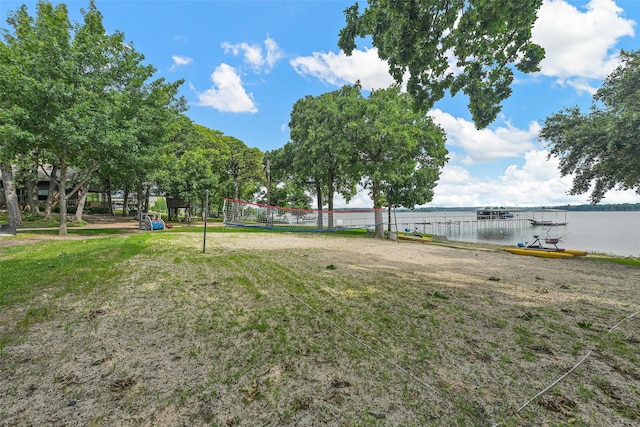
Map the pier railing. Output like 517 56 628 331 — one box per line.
395 216 531 234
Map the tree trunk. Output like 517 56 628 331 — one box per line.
43 165 58 221
73 181 90 222
327 169 335 229
26 154 41 214
122 183 129 217
373 208 384 238
372 180 384 238
104 177 113 215
144 184 150 212
315 182 323 229
25 179 40 214
233 175 239 201
58 158 68 236
0 161 23 227
136 179 144 218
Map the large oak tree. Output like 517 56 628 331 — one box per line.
355 86 448 237
540 50 640 203
285 84 447 236
288 86 363 228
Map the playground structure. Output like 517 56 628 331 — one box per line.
166 197 190 222
139 213 166 231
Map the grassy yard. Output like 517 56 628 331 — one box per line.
1 229 638 426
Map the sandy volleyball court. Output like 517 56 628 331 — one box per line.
1 231 638 426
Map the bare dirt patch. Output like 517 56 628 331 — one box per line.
1 232 638 426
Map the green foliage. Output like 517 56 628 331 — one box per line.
339 0 544 128
540 49 640 203
85 206 110 214
286 85 363 222
2 1 256 227
152 197 167 212
153 120 263 214
284 84 447 237
222 136 264 201
355 86 448 209
1 0 187 232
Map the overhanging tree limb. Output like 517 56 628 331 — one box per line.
540 49 640 203
339 0 544 128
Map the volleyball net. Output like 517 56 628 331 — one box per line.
222 198 385 232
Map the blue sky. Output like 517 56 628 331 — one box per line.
2 0 639 207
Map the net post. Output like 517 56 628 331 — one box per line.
203 190 209 253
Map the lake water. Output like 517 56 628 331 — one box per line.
390 210 640 257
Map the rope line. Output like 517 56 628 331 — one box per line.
515 310 639 413
224 222 387 232
235 253 442 397
219 240 637 425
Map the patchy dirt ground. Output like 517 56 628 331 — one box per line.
0 231 639 426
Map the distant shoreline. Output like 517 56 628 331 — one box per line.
393 203 640 212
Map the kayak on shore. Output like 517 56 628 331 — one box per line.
504 247 588 258
505 234 587 258
398 233 433 243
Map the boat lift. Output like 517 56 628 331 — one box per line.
528 208 568 226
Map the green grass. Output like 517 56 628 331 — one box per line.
0 233 150 307
2 212 88 229
18 228 126 236
165 225 374 237
1 228 638 426
588 256 640 267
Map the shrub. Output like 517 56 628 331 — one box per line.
86 206 110 214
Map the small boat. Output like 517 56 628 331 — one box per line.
398 228 433 243
505 235 587 258
399 233 433 243
505 247 587 258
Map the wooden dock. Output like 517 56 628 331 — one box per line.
404 218 531 234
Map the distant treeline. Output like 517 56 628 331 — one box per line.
550 203 640 211
400 203 640 212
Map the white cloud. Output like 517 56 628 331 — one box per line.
329 151 638 209
533 0 635 82
429 109 540 164
222 35 284 74
223 41 264 72
426 150 639 207
329 190 373 210
562 78 599 96
427 152 575 207
170 55 193 71
264 35 285 68
291 44 464 91
190 63 257 113
290 47 395 90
